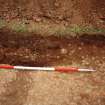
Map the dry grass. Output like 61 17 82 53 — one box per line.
0 18 105 36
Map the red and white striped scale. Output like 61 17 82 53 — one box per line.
0 65 95 72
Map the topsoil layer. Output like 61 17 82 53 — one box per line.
0 0 105 28
0 29 105 105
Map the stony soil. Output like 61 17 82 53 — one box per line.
0 0 105 28
0 29 105 105
0 0 105 105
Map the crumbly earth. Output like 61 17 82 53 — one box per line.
0 0 105 105
0 0 105 28
0 30 105 105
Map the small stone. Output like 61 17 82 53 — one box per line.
78 47 82 50
56 56 60 59
35 18 41 22
33 16 41 22
46 54 50 57
81 56 85 59
61 48 68 54
91 57 95 60
54 2 60 7
68 44 71 47
24 56 29 59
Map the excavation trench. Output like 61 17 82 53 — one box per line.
0 30 105 69
0 30 105 105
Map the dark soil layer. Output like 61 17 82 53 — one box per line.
0 30 105 105
0 29 105 67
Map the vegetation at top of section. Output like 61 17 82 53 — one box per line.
0 18 105 36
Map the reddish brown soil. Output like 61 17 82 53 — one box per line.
0 29 105 105
0 29 105 67
0 0 105 27
0 1 105 104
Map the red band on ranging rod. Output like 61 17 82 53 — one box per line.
0 65 14 69
55 67 78 72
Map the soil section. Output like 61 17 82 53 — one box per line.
0 30 105 105
0 29 105 67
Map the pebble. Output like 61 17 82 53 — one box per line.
82 59 90 65
68 44 71 47
80 42 84 46
33 16 41 22
91 57 95 60
56 56 60 59
61 48 68 54
46 54 50 57
54 2 60 7
78 47 82 50
81 56 85 59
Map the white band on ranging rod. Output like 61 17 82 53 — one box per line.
14 66 55 71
